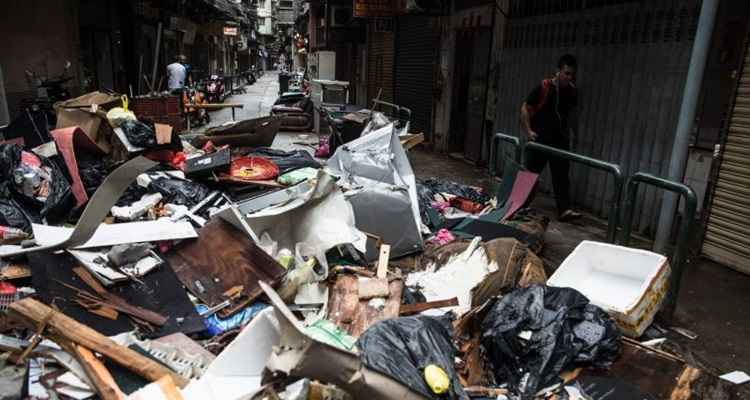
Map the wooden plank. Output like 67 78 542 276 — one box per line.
0 263 31 280
376 244 390 278
399 298 459 316
187 103 244 109
7 298 188 388
70 267 167 326
155 375 185 400
64 342 124 400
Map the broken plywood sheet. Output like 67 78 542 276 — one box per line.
29 251 203 338
166 218 286 317
327 274 403 337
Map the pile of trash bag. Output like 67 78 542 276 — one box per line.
0 144 74 224
480 285 621 399
357 315 467 399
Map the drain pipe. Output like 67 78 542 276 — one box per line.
654 0 719 254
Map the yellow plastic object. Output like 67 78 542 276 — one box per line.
106 95 136 127
424 364 450 394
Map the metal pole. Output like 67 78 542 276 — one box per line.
654 0 719 253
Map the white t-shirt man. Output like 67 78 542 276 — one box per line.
167 62 187 91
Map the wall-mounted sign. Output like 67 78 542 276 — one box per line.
353 0 399 17
223 26 238 36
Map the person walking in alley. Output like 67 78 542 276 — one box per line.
520 54 582 222
167 55 188 94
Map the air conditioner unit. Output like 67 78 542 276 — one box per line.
329 6 352 27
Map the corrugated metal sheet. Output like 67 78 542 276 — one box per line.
702 41 750 271
395 16 437 137
367 21 394 103
494 0 700 234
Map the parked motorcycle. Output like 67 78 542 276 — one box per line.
205 72 226 103
182 83 210 127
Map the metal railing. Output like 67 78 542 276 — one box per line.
524 141 624 243
489 133 522 177
618 172 697 317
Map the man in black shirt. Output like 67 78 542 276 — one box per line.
520 54 581 222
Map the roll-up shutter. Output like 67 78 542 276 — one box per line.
394 16 436 137
702 41 750 271
367 19 394 103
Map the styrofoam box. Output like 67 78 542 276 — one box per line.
548 240 670 337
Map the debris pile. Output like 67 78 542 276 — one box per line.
0 93 742 400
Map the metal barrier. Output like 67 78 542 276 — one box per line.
525 141 624 243
489 133 522 177
618 172 697 316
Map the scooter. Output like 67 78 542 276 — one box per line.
205 72 226 103
182 83 211 127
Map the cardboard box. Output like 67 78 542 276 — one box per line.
548 241 670 337
54 91 122 153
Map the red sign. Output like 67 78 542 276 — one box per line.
353 0 401 17
223 26 238 36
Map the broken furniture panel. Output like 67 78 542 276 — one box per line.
327 274 403 337
28 251 203 338
167 218 286 317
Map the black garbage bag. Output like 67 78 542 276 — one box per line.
0 144 74 223
121 120 156 148
419 178 490 204
0 197 34 233
77 156 108 197
357 315 467 399
401 286 426 305
480 285 621 399
148 177 211 207
246 147 320 174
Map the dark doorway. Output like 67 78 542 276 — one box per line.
450 28 491 161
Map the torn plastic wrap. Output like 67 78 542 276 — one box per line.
357 315 467 400
480 285 621 399
327 124 424 260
